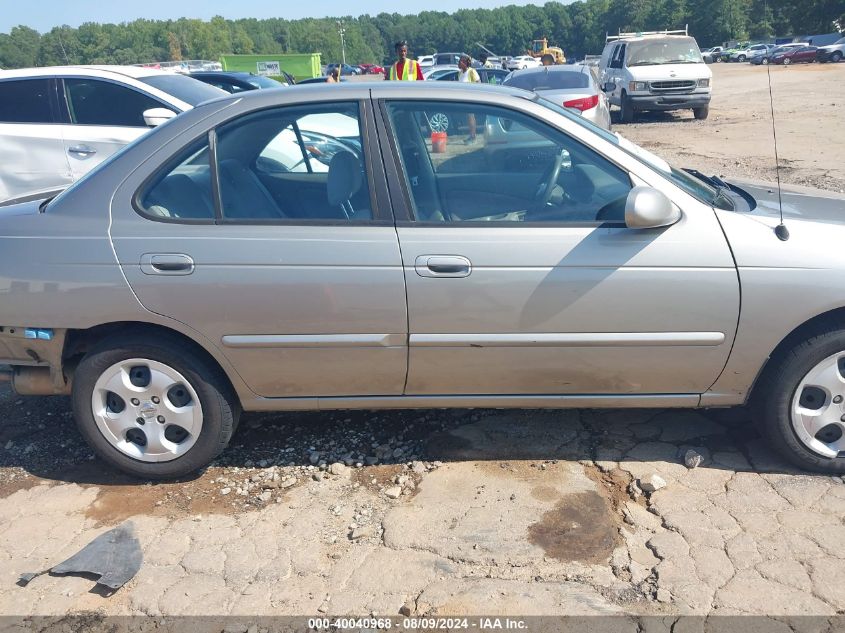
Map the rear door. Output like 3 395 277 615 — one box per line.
111 99 408 399
57 78 172 180
0 78 72 201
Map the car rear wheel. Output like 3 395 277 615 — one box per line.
693 106 709 120
738 55 747 62
753 327 845 473
783 57 792 65
72 334 238 479
762 58 769 65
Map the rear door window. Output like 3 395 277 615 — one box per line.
0 79 54 123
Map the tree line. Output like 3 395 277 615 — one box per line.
1 0 843 70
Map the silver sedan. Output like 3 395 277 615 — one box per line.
1 82 844 478
504 64 612 130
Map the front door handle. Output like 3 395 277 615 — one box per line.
414 255 472 278
140 253 195 275
68 145 97 157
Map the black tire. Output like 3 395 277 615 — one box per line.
831 51 843 63
693 106 709 120
619 92 635 123
783 57 792 66
738 55 746 63
752 327 845 474
72 333 239 479
762 58 769 65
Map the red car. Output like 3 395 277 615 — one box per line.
770 45 818 65
358 63 385 75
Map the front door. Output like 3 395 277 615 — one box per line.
378 99 739 396
111 100 407 398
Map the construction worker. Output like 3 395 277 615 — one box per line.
480 53 494 68
386 41 424 80
458 54 480 143
326 66 341 83
540 53 555 66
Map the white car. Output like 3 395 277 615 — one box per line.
418 55 435 70
0 65 226 204
507 56 541 70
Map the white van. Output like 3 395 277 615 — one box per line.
599 29 712 122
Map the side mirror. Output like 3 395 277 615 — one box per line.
625 186 681 229
143 108 177 127
602 82 615 92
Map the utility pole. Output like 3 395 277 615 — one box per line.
336 20 347 65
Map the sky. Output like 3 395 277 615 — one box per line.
1 0 554 33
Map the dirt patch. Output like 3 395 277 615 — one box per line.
527 491 621 564
530 485 560 502
584 464 645 511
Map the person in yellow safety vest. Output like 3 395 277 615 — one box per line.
458 54 480 143
386 41 424 80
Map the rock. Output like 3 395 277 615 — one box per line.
640 474 667 493
350 525 375 540
257 491 272 502
220 488 232 496
258 459 268 468
384 486 402 499
392 447 405 459
365 456 379 465
684 449 705 469
399 600 414 616
656 588 672 603
281 477 297 489
312 473 323 481
329 463 349 476
411 461 427 474
309 451 321 465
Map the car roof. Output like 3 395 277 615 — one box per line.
190 71 254 79
0 65 174 80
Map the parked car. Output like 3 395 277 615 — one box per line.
504 65 611 130
718 42 751 62
770 45 819 65
599 32 712 122
358 64 385 75
701 46 725 63
326 63 360 76
728 43 775 63
750 43 807 65
189 71 288 93
424 68 460 81
418 55 435 70
0 65 226 204
432 53 465 68
816 37 845 63
507 56 541 70
429 68 511 85
4 82 845 478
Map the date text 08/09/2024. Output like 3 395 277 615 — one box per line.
308 618 528 630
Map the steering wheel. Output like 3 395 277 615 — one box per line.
532 147 567 211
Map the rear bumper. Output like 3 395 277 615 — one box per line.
629 93 711 111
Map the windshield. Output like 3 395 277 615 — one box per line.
505 69 590 91
533 93 732 209
247 75 283 89
627 37 703 66
139 74 228 106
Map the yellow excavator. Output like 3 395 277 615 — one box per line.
528 38 566 64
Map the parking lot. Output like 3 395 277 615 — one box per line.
1 61 845 624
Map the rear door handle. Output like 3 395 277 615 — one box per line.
67 145 97 156
140 253 195 275
414 255 472 278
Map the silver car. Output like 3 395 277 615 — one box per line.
2 82 845 478
504 65 611 130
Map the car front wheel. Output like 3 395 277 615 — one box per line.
753 327 845 473
693 106 709 120
783 57 792 65
72 334 238 479
831 51 843 62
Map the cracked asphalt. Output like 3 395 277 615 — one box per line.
2 382 845 620
2 63 845 624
